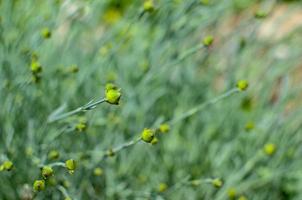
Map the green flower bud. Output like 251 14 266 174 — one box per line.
93 167 103 176
41 27 51 39
245 121 255 132
236 80 248 91
48 150 60 160
65 159 76 174
65 198 72 200
227 187 237 199
33 180 45 191
238 195 248 200
157 183 168 193
200 0 209 5
41 166 54 179
151 137 158 145
31 61 42 74
212 178 223 188
255 11 268 19
105 83 121 105
68 65 79 73
106 148 115 157
203 35 214 46
143 0 155 13
2 160 13 171
263 143 276 156
159 123 170 133
75 121 87 132
190 180 201 187
141 128 155 143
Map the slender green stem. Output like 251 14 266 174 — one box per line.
48 98 106 123
142 43 207 84
103 137 142 158
57 185 71 199
168 88 239 125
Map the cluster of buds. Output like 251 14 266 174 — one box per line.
30 56 43 83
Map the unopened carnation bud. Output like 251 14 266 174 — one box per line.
33 180 45 191
227 187 237 199
211 178 223 188
191 179 201 187
254 10 268 19
106 148 115 157
157 183 168 193
143 0 155 13
41 27 51 39
41 166 54 179
65 159 76 174
93 167 103 176
203 35 214 47
141 128 155 143
75 120 87 132
48 150 60 160
1 160 13 171
105 83 121 105
159 123 170 133
151 137 158 145
31 61 42 74
236 80 248 91
245 121 255 132
238 195 248 200
263 143 276 156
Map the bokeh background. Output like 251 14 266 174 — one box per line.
0 0 302 199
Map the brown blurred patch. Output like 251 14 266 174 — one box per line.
258 4 302 40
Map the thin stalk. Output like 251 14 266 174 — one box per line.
168 88 239 125
48 98 106 123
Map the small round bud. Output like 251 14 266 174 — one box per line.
263 143 276 156
227 188 237 199
2 160 13 171
212 178 223 188
143 0 155 13
203 35 214 47
238 195 248 200
68 65 79 73
41 27 51 39
65 159 76 174
141 128 155 143
31 61 42 74
190 180 201 187
105 83 121 105
151 137 158 145
157 183 168 193
48 150 60 160
236 80 248 91
200 0 209 5
93 167 103 176
65 198 72 200
159 123 170 134
75 121 87 132
255 11 268 19
33 180 45 191
106 148 115 157
41 166 54 179
245 121 255 132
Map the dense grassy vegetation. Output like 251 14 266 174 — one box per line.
1 0 302 199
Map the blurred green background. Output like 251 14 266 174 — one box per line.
1 0 302 199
